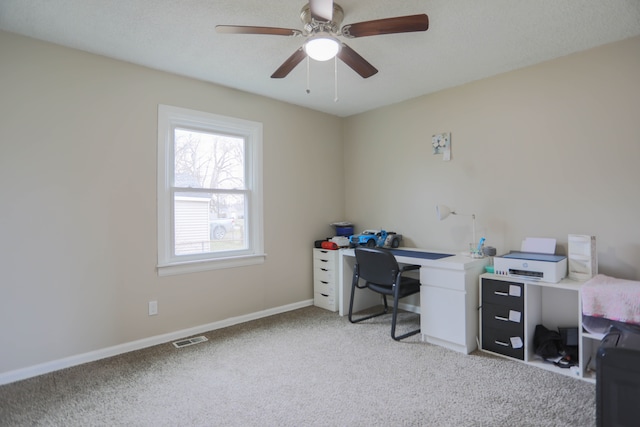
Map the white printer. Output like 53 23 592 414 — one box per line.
493 237 567 283
493 252 567 283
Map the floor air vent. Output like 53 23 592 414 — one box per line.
172 336 208 349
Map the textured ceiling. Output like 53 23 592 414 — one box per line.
1 0 639 117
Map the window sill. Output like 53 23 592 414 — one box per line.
157 253 266 276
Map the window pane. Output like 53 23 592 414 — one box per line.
173 192 246 256
174 129 245 190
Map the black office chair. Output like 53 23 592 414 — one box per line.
348 247 421 341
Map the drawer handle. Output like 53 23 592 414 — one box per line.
320 281 329 285
493 291 509 296
321 268 328 271
320 259 328 263
494 315 509 322
494 340 510 347
320 293 329 297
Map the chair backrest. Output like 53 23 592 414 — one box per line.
355 247 400 286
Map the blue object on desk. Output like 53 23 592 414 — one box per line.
390 249 453 260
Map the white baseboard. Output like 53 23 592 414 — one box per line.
0 299 314 386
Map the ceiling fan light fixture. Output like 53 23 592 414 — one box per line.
304 33 341 61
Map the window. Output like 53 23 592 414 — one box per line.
157 105 264 276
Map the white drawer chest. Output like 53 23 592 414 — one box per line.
419 256 488 354
313 248 340 312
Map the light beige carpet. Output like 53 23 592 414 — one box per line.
0 306 595 426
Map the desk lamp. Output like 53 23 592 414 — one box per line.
436 204 478 255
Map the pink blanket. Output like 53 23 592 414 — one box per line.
581 274 640 325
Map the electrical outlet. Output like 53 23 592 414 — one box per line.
148 300 158 316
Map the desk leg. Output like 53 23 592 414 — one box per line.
338 252 381 316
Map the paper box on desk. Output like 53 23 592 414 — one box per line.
568 234 597 281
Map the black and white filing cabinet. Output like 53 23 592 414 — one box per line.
313 248 339 312
479 273 595 382
480 277 525 360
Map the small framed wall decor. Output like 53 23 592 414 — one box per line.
432 132 451 161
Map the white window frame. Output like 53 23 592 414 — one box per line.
157 104 264 276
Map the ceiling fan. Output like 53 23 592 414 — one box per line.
216 0 429 79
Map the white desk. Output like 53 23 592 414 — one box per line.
339 247 488 354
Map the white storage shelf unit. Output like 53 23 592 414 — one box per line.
480 273 597 383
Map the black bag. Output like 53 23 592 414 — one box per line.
534 324 564 359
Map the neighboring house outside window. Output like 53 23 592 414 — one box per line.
157 105 264 276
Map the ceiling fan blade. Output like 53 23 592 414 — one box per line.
342 14 429 38
271 48 307 78
309 0 334 22
216 25 301 36
337 43 378 79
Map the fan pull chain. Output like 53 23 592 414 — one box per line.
334 56 339 102
306 56 311 94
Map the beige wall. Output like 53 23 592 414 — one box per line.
0 31 344 375
344 36 640 281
